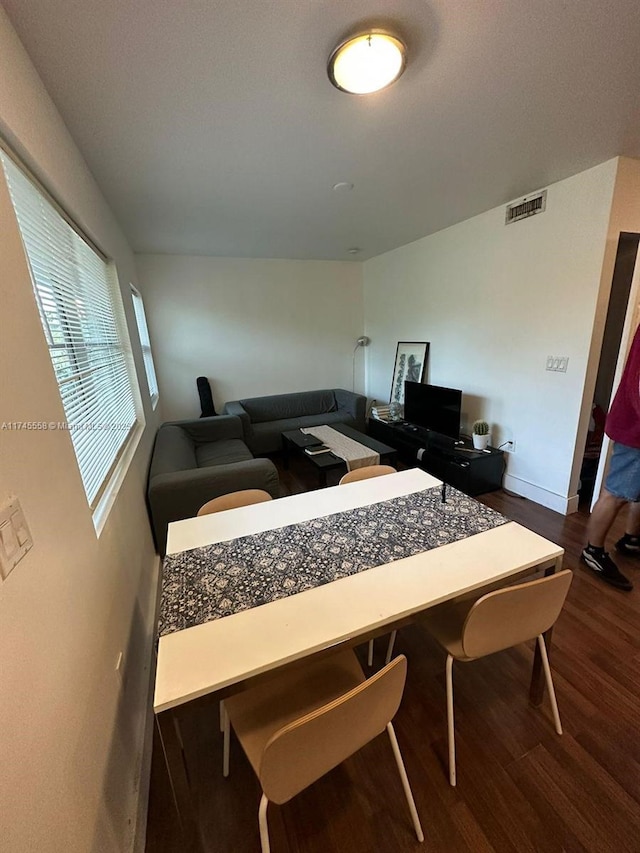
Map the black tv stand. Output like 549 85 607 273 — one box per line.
368 418 504 497
395 422 464 453
395 421 425 438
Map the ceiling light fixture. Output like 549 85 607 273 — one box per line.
328 31 407 95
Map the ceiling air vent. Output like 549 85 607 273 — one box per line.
505 189 547 225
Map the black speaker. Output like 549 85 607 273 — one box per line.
197 376 217 418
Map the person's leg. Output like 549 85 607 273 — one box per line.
582 442 634 591
615 501 640 554
626 501 640 535
612 443 640 554
586 489 626 548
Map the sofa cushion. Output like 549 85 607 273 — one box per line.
241 390 336 424
307 411 347 428
149 424 196 478
147 418 281 554
195 438 254 468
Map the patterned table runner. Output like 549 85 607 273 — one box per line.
159 485 508 636
301 425 380 471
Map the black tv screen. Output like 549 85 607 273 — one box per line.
404 381 462 439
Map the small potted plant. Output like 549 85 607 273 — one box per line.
472 419 490 450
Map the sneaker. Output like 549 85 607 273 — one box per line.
581 548 633 591
615 534 640 556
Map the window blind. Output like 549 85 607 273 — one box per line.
1 152 137 509
130 285 159 406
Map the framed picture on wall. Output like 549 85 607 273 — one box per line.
390 342 429 405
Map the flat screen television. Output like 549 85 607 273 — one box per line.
404 381 462 440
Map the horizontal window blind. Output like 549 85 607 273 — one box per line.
1 151 137 508
131 285 159 405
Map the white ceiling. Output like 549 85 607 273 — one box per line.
4 0 640 261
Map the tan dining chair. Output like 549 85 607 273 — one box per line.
197 488 273 516
338 463 397 485
338 464 398 665
421 568 572 786
221 649 424 852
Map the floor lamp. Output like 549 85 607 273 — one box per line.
352 336 370 391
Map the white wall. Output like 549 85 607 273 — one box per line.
135 255 364 420
363 161 620 512
0 10 159 853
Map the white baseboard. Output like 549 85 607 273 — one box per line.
503 473 579 515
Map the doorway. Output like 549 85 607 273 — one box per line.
578 232 640 508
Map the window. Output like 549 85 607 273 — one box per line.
1 150 139 513
130 285 159 407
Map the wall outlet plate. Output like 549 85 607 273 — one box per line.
546 356 569 372
0 498 33 580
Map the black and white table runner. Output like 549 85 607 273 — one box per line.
159 485 508 636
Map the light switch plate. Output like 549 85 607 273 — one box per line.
0 498 33 580
546 355 569 372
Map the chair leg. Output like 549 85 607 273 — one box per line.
258 794 271 853
385 630 398 664
446 654 456 787
222 705 230 778
537 634 563 735
367 639 374 667
386 723 424 842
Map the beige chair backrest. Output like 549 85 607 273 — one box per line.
259 655 407 804
197 489 272 516
462 569 573 659
339 464 397 485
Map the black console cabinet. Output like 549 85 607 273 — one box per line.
367 419 504 497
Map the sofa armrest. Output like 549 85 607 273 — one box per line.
334 389 367 429
223 401 253 441
148 458 280 554
167 414 244 443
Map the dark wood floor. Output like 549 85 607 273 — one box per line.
145 457 640 853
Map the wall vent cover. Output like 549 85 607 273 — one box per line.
505 189 547 224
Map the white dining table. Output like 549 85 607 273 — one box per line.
153 468 564 847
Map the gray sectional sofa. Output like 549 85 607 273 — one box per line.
223 388 367 454
147 415 280 554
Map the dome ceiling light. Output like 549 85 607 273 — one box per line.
328 31 407 95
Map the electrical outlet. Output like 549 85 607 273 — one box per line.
504 440 516 453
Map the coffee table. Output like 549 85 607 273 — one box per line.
281 422 397 486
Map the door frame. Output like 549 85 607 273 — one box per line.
591 248 640 509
